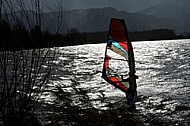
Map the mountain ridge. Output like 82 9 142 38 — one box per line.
3 3 190 34
47 6 189 33
137 0 190 33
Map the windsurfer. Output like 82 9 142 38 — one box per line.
122 74 138 108
102 18 138 109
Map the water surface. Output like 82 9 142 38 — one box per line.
44 39 190 125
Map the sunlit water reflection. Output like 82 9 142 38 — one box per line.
42 39 190 125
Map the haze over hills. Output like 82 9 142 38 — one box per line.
138 0 190 18
44 0 190 34
44 7 164 33
8 0 166 13
137 0 190 33
3 0 190 34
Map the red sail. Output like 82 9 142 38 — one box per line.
102 18 136 92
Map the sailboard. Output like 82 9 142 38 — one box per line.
102 18 137 99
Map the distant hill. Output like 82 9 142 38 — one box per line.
137 0 190 33
3 1 190 34
43 7 187 34
54 7 164 32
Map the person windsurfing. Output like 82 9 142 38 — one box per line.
102 18 138 109
122 73 138 108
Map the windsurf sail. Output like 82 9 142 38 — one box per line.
102 18 137 93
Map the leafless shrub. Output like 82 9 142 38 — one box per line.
0 0 63 125
0 48 57 125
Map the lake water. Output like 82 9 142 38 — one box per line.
42 39 190 125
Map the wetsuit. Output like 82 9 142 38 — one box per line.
124 75 138 107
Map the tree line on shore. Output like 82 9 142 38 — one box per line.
1 19 190 51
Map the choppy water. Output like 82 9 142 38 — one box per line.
43 39 190 125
